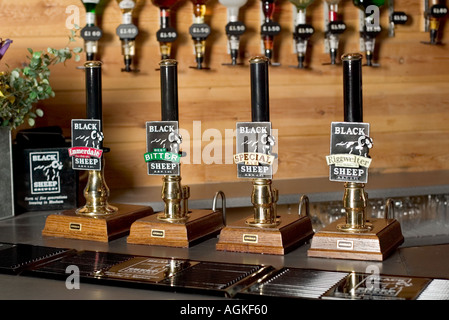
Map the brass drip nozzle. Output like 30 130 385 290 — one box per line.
246 178 280 228
337 182 372 232
158 175 190 223
76 164 117 217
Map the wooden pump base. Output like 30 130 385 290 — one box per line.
42 204 154 242
127 209 225 248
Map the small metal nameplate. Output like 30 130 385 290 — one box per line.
337 240 354 250
69 223 82 231
151 229 165 238
326 122 372 183
243 234 258 243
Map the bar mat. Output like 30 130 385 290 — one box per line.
417 279 449 300
23 248 268 297
1 243 447 300
0 242 72 275
27 250 136 279
321 273 431 300
237 268 349 299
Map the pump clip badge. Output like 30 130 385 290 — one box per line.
144 121 182 176
326 122 373 183
69 119 103 171
234 122 276 179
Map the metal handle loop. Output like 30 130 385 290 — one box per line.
212 191 227 225
298 194 310 218
384 198 395 220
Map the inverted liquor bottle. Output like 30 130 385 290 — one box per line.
81 0 103 61
289 0 314 68
260 0 281 64
189 0 211 69
424 0 448 44
152 0 179 60
116 0 139 72
353 0 385 67
324 0 346 65
219 0 248 65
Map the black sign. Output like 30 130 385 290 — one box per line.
116 23 139 40
189 23 211 39
391 11 408 25
326 122 372 183
144 121 181 176
225 21 246 36
430 4 448 18
328 21 346 34
295 24 315 39
156 27 178 42
81 25 103 41
234 122 275 179
14 148 78 212
261 21 281 36
69 119 103 171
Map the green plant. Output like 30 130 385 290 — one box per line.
0 27 83 129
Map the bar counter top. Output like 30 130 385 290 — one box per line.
0 171 448 302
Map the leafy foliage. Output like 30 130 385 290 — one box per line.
0 27 82 129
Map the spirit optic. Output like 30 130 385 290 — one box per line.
189 0 211 69
325 0 345 65
353 0 385 66
80 0 102 61
219 0 248 65
260 0 281 63
289 0 314 68
116 0 139 72
152 0 179 59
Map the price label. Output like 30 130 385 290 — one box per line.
391 11 408 24
295 24 314 39
261 21 281 36
189 23 211 39
81 25 103 41
365 25 382 36
225 21 246 36
116 24 139 40
156 27 178 42
328 21 346 34
430 4 448 18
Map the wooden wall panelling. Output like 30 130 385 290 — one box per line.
1 0 448 192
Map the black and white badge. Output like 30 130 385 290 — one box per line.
69 119 103 171
234 122 275 179
144 121 182 176
326 122 373 183
29 151 63 194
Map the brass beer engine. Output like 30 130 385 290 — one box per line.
127 60 225 248
308 53 404 261
216 56 314 255
42 61 153 242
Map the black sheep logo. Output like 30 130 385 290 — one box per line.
75 130 104 149
336 135 373 157
34 160 63 181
